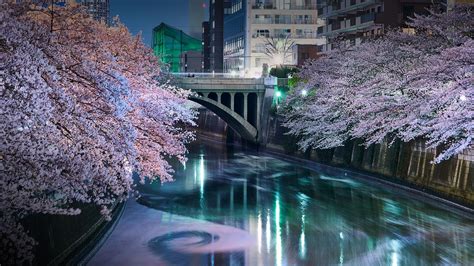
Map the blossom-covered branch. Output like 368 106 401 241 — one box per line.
0 1 195 263
282 5 473 163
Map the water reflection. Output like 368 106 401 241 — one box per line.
137 140 474 265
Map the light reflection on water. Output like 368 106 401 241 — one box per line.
137 141 474 265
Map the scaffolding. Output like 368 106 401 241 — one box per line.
152 23 202 73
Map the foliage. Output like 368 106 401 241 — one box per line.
0 1 195 263
269 66 298 78
281 6 473 163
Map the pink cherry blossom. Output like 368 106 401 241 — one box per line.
282 5 473 164
1 1 195 263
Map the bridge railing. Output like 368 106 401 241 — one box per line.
173 72 265 79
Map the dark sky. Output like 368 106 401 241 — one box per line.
111 0 209 47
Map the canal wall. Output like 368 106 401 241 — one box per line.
196 109 474 207
23 201 123 265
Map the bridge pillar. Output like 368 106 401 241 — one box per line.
217 92 221 103
230 92 235 111
243 92 248 121
256 95 261 129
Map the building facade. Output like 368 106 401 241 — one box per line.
202 21 211 72
152 23 202 72
223 0 247 74
180 51 203 73
291 44 320 67
202 0 228 73
79 0 110 25
223 0 324 77
209 0 227 72
317 0 440 52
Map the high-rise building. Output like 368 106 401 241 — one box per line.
189 0 207 39
317 0 441 52
223 0 246 74
223 0 324 77
152 23 202 72
209 0 228 72
79 0 110 25
202 0 229 73
202 21 211 72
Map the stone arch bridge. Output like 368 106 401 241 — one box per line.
176 75 274 143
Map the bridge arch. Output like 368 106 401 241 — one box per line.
189 96 258 142
175 75 268 143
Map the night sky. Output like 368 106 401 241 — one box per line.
111 0 209 47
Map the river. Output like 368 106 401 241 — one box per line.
88 138 474 265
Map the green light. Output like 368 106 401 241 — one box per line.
276 91 282 98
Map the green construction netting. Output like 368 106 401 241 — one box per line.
152 23 202 73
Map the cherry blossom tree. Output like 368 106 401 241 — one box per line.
282 5 473 163
1 1 195 263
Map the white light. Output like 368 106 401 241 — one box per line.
460 94 467 101
301 89 307 96
230 70 237 77
339 232 344 239
275 91 282 98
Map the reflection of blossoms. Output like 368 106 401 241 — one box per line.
282 6 473 163
0 1 195 263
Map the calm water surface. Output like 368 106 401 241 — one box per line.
136 140 474 265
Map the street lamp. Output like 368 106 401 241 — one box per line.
301 89 307 97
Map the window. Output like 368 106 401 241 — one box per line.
275 0 291 10
255 14 272 24
295 15 312 24
255 29 270 37
350 17 356 26
275 29 291 38
275 15 291 24
296 29 313 38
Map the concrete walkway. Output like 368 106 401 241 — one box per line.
87 200 256 266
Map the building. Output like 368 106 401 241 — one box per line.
79 0 110 25
209 0 228 72
189 0 207 39
223 0 246 74
180 51 203 73
202 0 228 73
209 0 230 73
202 21 211 72
317 0 441 52
152 23 202 72
223 0 325 77
291 44 320 67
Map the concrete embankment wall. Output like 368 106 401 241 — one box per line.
197 109 474 207
23 201 123 265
